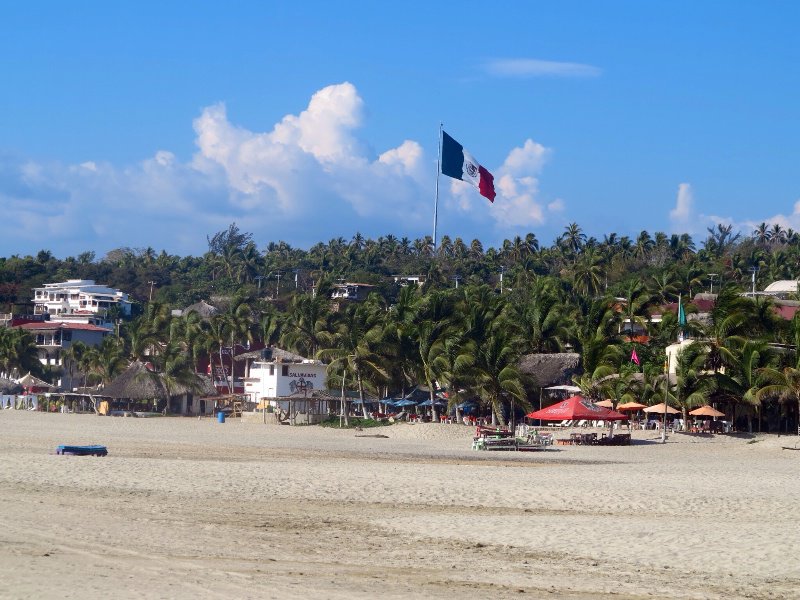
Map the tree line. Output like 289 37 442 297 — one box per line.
2 222 800 431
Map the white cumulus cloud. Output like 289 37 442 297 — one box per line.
0 82 560 257
447 138 560 232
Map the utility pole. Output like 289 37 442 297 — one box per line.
708 273 718 294
453 275 461 289
499 266 506 293
254 275 265 291
147 281 155 302
275 272 282 297
749 267 758 295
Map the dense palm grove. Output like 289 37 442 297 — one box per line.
2 222 800 432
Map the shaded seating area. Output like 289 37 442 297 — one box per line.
472 426 554 451
555 432 631 446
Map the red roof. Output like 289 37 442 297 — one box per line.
15 322 110 332
774 305 800 320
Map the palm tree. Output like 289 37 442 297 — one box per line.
321 299 389 420
562 222 586 256
149 341 204 414
62 341 89 390
412 291 456 422
699 286 749 375
281 292 334 358
510 279 570 354
717 340 772 432
0 328 41 379
756 366 800 435
618 279 652 339
671 343 715 429
469 327 529 427
85 337 127 386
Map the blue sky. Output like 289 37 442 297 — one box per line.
2 1 799 258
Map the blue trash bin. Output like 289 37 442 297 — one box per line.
217 411 225 424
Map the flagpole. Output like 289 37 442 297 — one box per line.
432 123 442 253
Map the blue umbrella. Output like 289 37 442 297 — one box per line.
394 399 418 407
418 399 447 407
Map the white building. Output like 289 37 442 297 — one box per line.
331 282 375 302
32 279 131 328
242 348 328 405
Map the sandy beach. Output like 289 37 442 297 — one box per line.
0 412 798 599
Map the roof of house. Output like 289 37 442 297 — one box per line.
15 322 110 332
518 353 581 388
764 280 798 293
101 361 218 400
16 372 56 389
181 300 220 319
234 347 313 363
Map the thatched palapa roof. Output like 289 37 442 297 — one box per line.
16 372 56 390
518 353 581 388
101 361 218 400
182 300 220 319
234 347 311 363
0 378 23 394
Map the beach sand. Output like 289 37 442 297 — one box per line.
0 412 798 599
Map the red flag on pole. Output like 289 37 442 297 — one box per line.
631 348 640 366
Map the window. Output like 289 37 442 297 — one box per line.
281 365 289 376
62 330 72 341
269 364 274 376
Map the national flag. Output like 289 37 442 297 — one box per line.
631 348 640 366
678 294 686 327
441 131 496 202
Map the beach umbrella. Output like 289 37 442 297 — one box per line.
617 402 647 411
643 403 680 414
417 399 447 407
394 399 418 407
689 405 725 417
526 395 628 421
595 399 614 408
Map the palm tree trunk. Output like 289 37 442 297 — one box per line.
429 384 438 422
356 368 369 420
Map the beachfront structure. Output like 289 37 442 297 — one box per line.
13 321 111 389
32 279 131 328
241 347 327 406
101 361 218 416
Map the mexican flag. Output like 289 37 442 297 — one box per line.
441 131 496 202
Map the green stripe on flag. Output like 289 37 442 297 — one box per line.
441 131 464 180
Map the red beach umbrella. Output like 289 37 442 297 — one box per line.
526 395 628 421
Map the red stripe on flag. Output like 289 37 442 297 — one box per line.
478 166 495 202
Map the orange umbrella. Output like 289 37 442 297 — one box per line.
617 401 647 411
643 403 680 415
689 405 725 417
596 399 614 408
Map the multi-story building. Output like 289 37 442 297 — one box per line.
32 279 131 328
13 321 111 389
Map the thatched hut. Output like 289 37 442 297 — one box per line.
101 361 218 415
518 353 581 388
16 372 56 393
181 300 220 320
0 377 23 395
